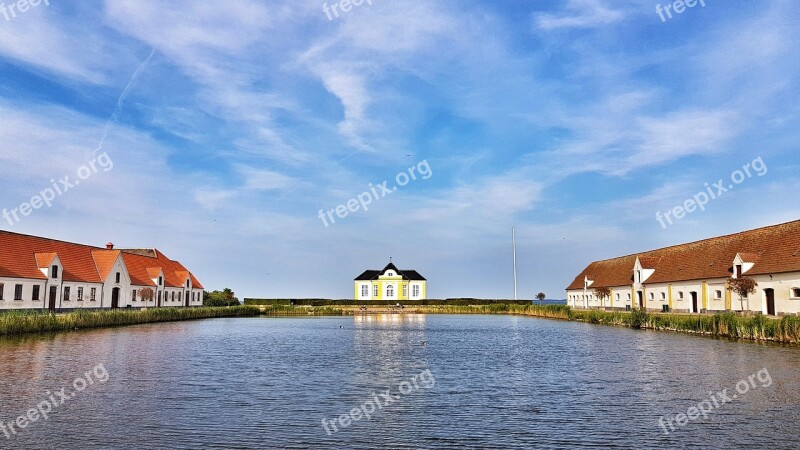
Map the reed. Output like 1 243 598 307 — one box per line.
259 305 346 316
0 306 261 336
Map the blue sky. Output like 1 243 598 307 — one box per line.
1 0 798 300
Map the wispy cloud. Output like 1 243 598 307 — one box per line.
534 0 628 30
0 0 797 299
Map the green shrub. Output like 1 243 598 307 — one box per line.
628 309 649 329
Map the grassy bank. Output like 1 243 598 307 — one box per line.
258 305 347 316
0 306 261 336
495 305 800 343
256 303 800 344
245 298 533 306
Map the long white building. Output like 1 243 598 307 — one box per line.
0 231 204 311
566 220 800 316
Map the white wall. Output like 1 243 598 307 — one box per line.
0 277 47 310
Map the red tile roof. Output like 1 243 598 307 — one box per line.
567 220 800 290
34 253 57 270
91 250 121 280
1 232 104 282
121 250 204 289
0 231 203 289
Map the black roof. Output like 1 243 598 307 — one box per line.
354 262 427 281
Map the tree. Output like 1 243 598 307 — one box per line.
139 288 154 308
594 287 612 309
727 276 758 312
203 288 240 307
535 292 546 302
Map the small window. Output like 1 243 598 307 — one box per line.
158 291 162 303
792 288 800 298
115 272 121 283
178 292 182 302
32 285 40 301
616 293 620 300
649 292 655 300
171 292 175 302
90 288 97 301
361 285 369 297
661 292 666 300
413 285 420 297
627 293 631 300
132 290 137 302
387 285 394 297
14 284 23 301
0 283 4 300
186 280 190 288
64 287 71 301
373 285 378 297
51 265 58 279
715 290 723 299
77 287 83 301
678 292 684 299
403 284 408 298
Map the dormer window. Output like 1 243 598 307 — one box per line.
51 265 58 279
735 265 742 278
115 272 121 283
159 276 163 286
186 280 190 288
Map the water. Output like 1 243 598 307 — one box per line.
1 315 799 449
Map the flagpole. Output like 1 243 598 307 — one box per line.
513 226 518 300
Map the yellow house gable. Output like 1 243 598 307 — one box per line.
353 261 427 301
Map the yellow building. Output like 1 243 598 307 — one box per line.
354 261 427 301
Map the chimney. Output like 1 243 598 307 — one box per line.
106 242 114 250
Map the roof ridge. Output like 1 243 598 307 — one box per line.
0 230 105 250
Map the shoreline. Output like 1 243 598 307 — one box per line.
257 304 800 344
0 306 261 337
2 303 797 344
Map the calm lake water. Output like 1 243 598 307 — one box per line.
1 314 799 449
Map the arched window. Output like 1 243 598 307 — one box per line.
387 285 394 297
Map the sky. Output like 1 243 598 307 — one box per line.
1 0 799 300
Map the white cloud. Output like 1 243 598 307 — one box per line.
535 0 627 30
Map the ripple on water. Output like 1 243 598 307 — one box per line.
0 316 799 449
